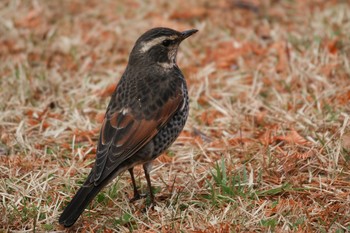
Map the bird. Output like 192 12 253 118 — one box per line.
59 27 198 227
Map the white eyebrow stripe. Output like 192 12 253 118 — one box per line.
139 35 177 53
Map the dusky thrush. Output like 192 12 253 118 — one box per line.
59 27 198 227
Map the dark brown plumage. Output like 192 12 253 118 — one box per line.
59 27 197 227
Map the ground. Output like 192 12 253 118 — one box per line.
1 0 350 232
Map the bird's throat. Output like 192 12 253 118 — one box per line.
157 61 175 69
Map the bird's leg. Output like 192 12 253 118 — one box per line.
128 168 145 202
143 162 155 207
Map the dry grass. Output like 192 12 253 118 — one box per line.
1 0 350 232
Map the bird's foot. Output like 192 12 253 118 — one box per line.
147 200 156 210
141 199 156 212
129 193 147 203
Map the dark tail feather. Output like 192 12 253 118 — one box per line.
59 184 104 227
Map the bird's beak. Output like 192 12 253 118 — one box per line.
180 29 198 40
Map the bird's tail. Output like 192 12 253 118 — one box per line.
59 183 104 227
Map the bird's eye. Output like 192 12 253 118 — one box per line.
162 40 172 47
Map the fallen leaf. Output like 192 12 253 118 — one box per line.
95 112 105 123
273 41 290 73
325 38 339 55
170 7 208 20
336 90 350 105
258 129 274 146
192 127 212 143
228 137 254 146
15 8 43 29
97 83 117 97
341 132 350 151
293 149 315 159
275 129 309 145
199 110 224 125
157 153 173 163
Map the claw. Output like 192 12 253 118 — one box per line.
129 193 147 203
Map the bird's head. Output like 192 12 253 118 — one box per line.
128 27 198 68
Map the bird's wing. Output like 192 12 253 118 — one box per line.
89 88 184 186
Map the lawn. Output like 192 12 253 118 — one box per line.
1 0 350 232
